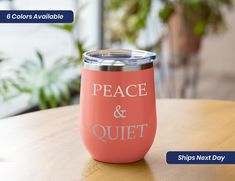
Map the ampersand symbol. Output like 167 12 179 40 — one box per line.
114 105 126 118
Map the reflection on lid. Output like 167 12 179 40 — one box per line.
84 49 156 66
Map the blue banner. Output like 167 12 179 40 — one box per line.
0 10 73 23
167 151 235 164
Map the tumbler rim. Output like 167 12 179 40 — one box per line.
83 49 157 71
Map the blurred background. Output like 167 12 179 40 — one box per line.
0 0 234 118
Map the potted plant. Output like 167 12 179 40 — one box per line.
159 0 233 64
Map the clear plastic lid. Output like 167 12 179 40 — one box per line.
83 49 156 71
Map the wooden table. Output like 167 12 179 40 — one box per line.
0 100 235 181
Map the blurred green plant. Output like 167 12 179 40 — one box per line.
159 0 233 36
0 54 4 63
105 0 152 44
51 5 87 64
4 51 81 109
105 0 233 45
0 54 16 101
0 5 86 111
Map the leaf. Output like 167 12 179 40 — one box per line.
76 40 86 63
0 53 7 63
9 80 32 93
38 88 47 109
74 3 87 23
44 86 57 108
50 84 62 105
106 0 124 10
159 4 174 23
51 24 74 33
193 20 206 35
36 51 44 68
52 83 70 106
60 83 70 102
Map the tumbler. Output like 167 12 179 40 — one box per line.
80 49 157 163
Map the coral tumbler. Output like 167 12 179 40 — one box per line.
80 49 157 163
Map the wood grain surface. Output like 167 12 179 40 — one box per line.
0 100 235 181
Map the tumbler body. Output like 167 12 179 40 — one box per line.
80 49 157 163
